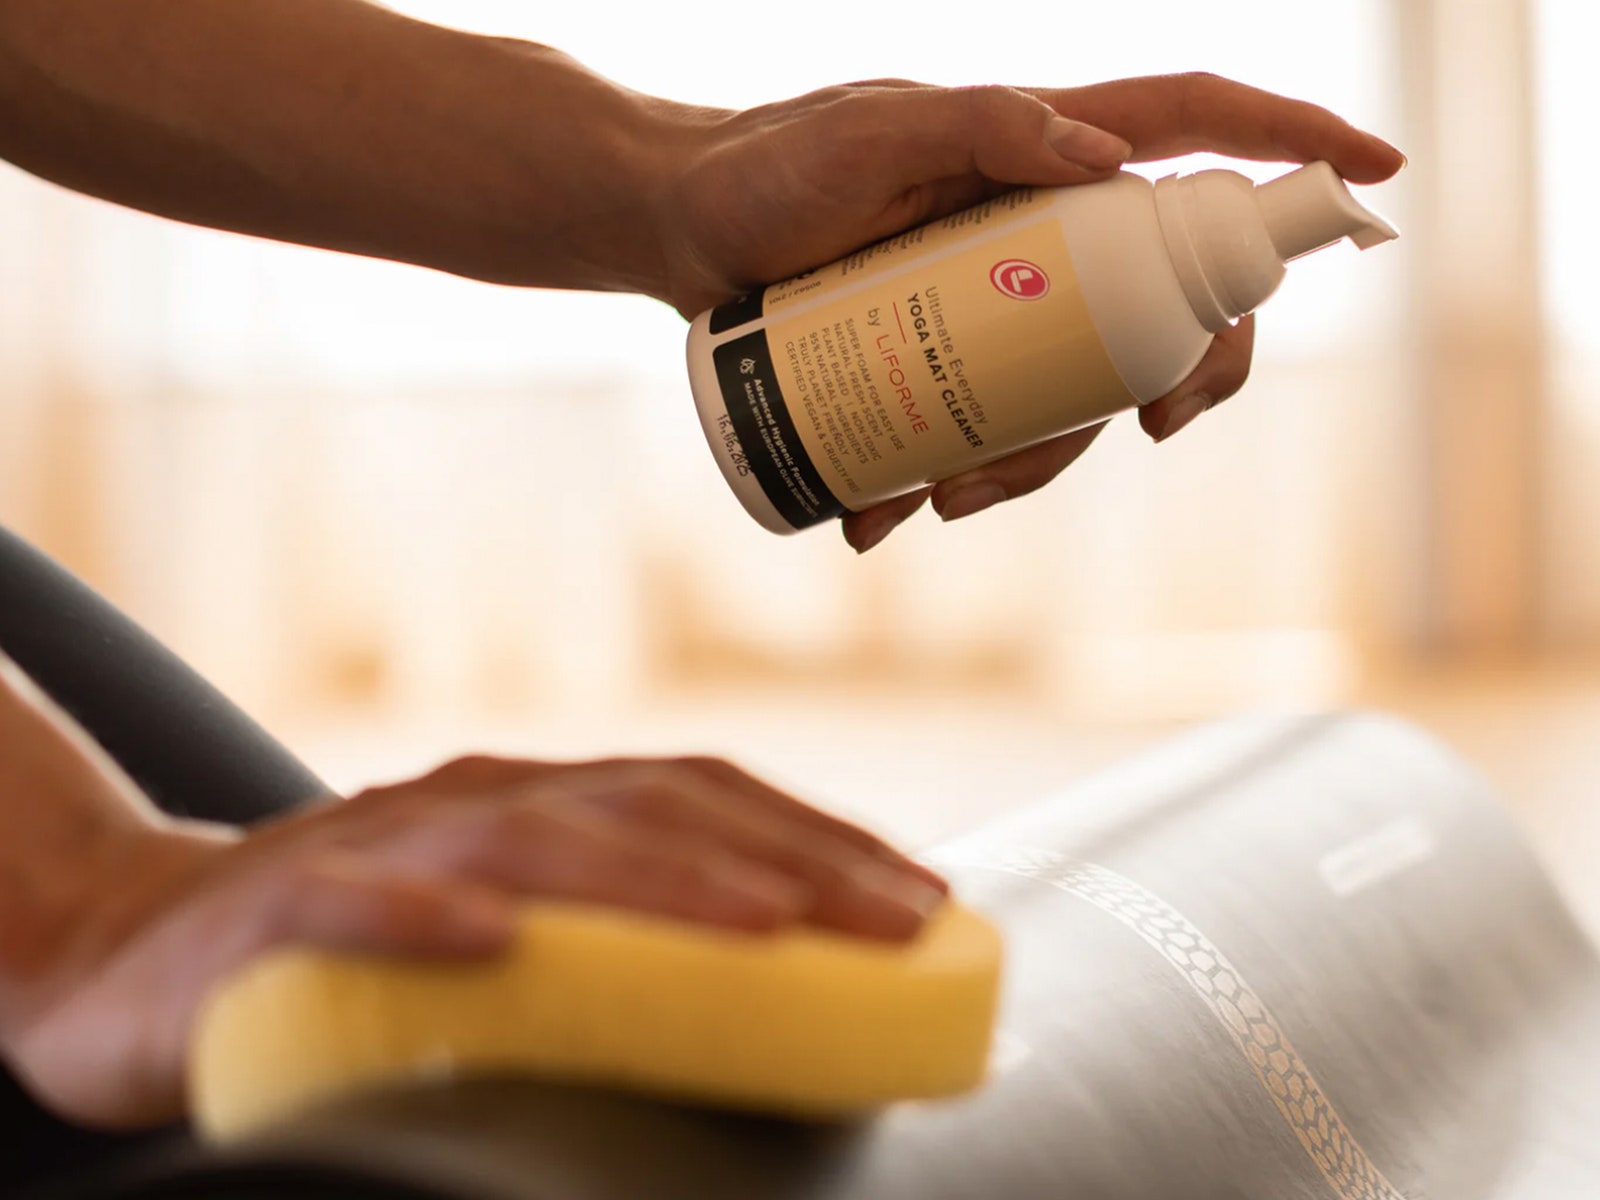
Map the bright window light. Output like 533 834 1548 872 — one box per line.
1535 0 1600 356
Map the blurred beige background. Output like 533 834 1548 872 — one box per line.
3 1 1598 925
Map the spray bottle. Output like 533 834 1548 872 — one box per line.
685 161 1397 534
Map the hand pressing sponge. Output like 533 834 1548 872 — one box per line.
190 900 1003 1140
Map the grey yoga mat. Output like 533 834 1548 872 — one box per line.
79 711 1600 1200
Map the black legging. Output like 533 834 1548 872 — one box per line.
0 525 329 1194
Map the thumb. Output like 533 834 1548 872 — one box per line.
843 84 1132 241
873 84 1131 188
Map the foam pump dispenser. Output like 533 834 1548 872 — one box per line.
687 161 1398 534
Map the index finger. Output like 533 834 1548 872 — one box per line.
676 756 951 895
1035 73 1404 183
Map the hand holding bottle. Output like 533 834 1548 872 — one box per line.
0 12 1402 545
659 73 1403 550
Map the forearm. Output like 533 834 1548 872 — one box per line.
0 0 706 297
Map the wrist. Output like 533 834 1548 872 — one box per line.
486 39 725 303
0 657 232 1047
626 94 731 307
0 819 235 1057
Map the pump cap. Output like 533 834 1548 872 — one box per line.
1255 161 1398 261
1154 161 1399 332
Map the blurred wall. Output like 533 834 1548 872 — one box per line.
0 0 1590 748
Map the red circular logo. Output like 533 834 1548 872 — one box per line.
989 258 1050 301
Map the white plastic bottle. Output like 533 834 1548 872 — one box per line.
685 161 1397 535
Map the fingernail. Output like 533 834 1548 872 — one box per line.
1367 131 1405 162
854 864 945 917
1156 392 1212 443
900 881 946 918
851 515 900 555
1045 116 1132 169
880 850 951 895
939 481 1006 522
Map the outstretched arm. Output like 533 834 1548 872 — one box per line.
0 3 1400 308
0 0 1403 546
0 0 692 295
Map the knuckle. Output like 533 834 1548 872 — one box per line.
679 754 737 780
828 87 882 118
580 756 641 776
794 84 859 111
844 76 923 90
591 777 676 822
1173 71 1223 127
425 753 514 787
342 784 395 812
1177 70 1225 91
824 91 897 158
960 83 1020 120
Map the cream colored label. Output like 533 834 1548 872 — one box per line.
756 191 1135 509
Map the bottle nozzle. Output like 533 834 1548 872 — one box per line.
1255 161 1398 261
1154 161 1400 333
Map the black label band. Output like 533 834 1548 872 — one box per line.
712 330 845 530
708 291 764 335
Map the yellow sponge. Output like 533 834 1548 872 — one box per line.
190 901 1002 1140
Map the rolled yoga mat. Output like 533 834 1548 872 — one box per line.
64 712 1600 1200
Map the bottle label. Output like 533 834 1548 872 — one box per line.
709 189 1134 528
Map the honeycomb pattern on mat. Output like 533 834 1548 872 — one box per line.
981 848 1407 1200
